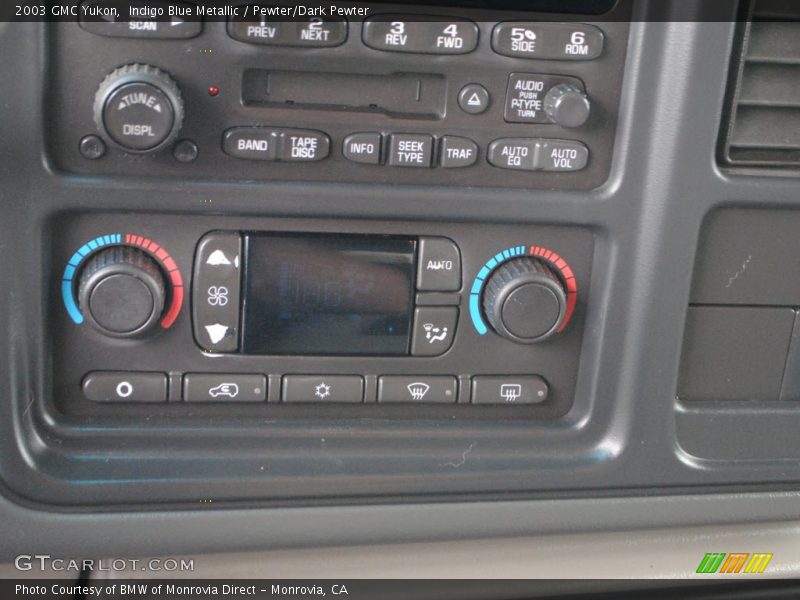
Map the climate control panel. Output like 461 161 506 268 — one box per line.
51 215 592 417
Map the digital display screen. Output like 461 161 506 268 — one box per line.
242 234 416 355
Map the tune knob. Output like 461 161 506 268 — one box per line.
94 63 184 152
544 83 591 128
77 246 167 338
482 257 567 344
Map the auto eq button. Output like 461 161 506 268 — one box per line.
487 138 539 171
282 376 364 403
378 376 457 403
183 373 266 402
82 371 167 402
411 307 458 356
192 232 242 352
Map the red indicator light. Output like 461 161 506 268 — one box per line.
208 85 219 97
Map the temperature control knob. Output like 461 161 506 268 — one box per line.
482 257 567 344
77 246 167 338
93 64 184 152
544 83 591 128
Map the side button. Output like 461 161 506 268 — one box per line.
193 232 242 352
82 371 167 402
471 376 549 405
184 373 266 402
411 307 458 356
378 376 457 403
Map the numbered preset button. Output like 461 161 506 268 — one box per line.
492 22 604 61
362 16 479 54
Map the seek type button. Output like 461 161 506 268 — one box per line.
417 237 461 292
280 129 330 162
411 307 458 356
388 134 433 168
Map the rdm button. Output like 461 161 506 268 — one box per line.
417 237 461 292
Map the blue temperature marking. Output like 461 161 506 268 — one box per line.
62 233 122 324
469 245 530 336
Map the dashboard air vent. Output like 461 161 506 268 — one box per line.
721 0 800 167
